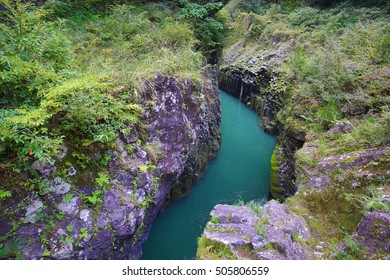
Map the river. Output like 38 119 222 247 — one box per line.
141 90 276 259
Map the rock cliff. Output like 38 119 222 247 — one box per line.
0 72 221 259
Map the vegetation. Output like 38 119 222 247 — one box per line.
0 0 220 259
196 236 236 260
0 0 207 194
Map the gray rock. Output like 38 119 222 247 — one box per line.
1 72 222 260
266 226 306 260
301 147 390 190
127 211 137 235
136 147 147 159
357 211 390 252
90 229 112 249
31 160 56 177
24 199 43 223
124 129 139 144
68 165 77 176
199 201 309 260
51 242 73 259
57 197 80 218
50 177 71 195
210 204 258 226
263 200 309 239
96 214 109 229
109 207 127 230
79 209 93 226
103 191 121 212
325 121 353 135
57 144 68 159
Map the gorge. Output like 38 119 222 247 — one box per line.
0 0 389 260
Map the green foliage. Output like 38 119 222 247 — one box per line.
335 234 362 259
78 228 89 240
315 99 342 131
196 236 236 260
138 164 148 173
358 190 390 212
0 189 11 200
66 225 73 234
84 190 103 206
63 193 74 203
95 172 109 189
255 221 267 238
210 216 220 224
236 0 270 14
270 146 282 199
60 235 74 244
270 0 303 10
0 0 33 35
246 200 264 216
1 0 206 186
178 0 224 60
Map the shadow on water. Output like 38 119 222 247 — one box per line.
141 90 276 260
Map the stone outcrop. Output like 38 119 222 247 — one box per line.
297 147 390 190
0 72 221 259
357 211 390 254
219 66 280 134
197 201 311 260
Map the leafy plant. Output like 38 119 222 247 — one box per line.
315 99 342 131
78 228 89 240
95 172 109 189
210 216 220 224
138 164 148 173
178 0 224 61
358 190 390 212
84 190 103 206
60 236 74 244
63 193 74 203
66 225 73 234
0 190 12 200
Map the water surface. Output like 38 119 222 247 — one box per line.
141 90 276 259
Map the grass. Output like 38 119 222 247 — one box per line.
196 236 236 260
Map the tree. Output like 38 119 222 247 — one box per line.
178 0 224 63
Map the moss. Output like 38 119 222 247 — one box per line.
339 155 359 163
269 145 282 199
207 225 238 234
196 236 236 260
210 216 220 224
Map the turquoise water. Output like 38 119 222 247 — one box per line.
141 90 276 260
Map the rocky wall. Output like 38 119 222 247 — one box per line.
0 71 221 260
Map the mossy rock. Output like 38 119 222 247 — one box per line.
196 236 236 260
269 145 283 200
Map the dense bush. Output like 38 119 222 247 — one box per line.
0 0 204 173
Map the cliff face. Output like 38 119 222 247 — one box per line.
219 66 279 134
0 72 221 259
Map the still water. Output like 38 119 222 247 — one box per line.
141 90 276 259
